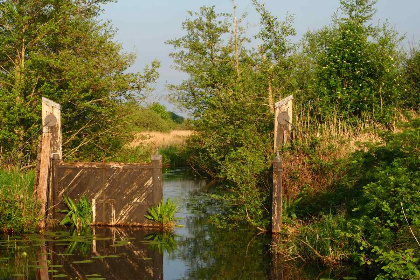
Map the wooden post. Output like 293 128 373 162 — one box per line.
151 154 163 205
36 97 61 230
272 156 283 233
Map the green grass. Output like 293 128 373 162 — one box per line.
0 169 40 233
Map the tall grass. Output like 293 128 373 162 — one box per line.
0 169 40 233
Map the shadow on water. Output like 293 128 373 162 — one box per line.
0 168 368 279
0 227 163 280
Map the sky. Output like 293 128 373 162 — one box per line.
101 0 420 115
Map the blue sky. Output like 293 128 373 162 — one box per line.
101 0 420 114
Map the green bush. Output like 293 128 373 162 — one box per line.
0 169 39 233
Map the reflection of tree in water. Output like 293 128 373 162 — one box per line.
174 215 272 280
172 207 367 279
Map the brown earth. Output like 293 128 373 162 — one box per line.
130 130 194 148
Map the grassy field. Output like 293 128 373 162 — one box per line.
130 130 193 148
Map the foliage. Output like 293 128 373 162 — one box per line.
166 0 417 230
300 0 405 126
374 247 420 280
167 3 297 229
119 101 183 133
109 145 154 164
145 199 181 230
60 195 92 235
281 118 420 277
159 146 189 167
0 0 159 164
403 47 420 109
0 169 39 233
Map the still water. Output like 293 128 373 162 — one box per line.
0 168 361 279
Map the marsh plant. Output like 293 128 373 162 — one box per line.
145 199 181 230
60 195 92 235
0 169 39 233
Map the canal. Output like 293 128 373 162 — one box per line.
0 168 361 279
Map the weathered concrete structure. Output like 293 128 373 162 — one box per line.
37 97 162 228
49 156 162 227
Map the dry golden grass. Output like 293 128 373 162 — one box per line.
130 130 193 148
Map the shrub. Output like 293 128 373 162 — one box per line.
280 118 420 277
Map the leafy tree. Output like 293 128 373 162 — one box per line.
149 102 171 121
166 6 235 119
167 4 296 228
300 0 404 127
403 47 420 109
0 0 159 163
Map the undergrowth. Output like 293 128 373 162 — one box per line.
278 118 420 279
0 169 39 233
145 198 181 230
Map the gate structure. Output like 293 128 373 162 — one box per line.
49 155 162 226
36 97 162 228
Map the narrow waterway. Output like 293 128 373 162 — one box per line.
0 168 363 279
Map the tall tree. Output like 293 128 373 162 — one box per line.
0 0 159 163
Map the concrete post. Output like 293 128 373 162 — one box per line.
151 154 163 205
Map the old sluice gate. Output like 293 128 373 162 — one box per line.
35 97 162 229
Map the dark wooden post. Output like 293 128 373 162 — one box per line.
151 154 163 205
272 155 283 233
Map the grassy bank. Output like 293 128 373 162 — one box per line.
278 118 420 279
0 169 39 233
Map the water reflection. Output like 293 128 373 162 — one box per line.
162 168 365 280
163 168 273 279
0 227 164 280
